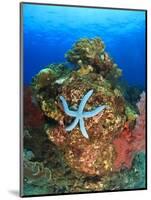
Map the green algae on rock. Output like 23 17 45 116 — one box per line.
65 37 122 79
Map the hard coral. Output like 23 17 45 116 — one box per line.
65 37 121 79
32 64 71 90
32 64 71 122
66 38 105 65
59 89 107 139
31 37 145 179
45 73 126 176
47 125 116 176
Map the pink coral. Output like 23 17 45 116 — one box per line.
132 91 146 152
113 92 146 170
113 123 133 170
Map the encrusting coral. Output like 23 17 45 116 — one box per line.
65 37 122 79
59 89 107 139
32 64 71 91
44 72 126 176
31 64 71 121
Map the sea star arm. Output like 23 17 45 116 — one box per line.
66 117 79 132
83 105 107 118
78 89 93 112
59 96 77 117
79 118 89 139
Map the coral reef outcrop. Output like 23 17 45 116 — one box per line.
23 37 146 195
65 38 122 79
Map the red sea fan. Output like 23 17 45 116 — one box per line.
132 91 146 152
113 123 134 170
24 87 44 128
113 92 146 171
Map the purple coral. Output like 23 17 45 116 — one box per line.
132 91 146 152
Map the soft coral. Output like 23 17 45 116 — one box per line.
113 92 146 171
24 87 44 128
113 123 134 170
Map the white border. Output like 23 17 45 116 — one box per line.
0 0 150 199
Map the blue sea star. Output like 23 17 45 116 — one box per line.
59 89 107 139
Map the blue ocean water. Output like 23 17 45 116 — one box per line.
22 3 146 87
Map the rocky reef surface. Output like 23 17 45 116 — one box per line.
23 38 146 196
